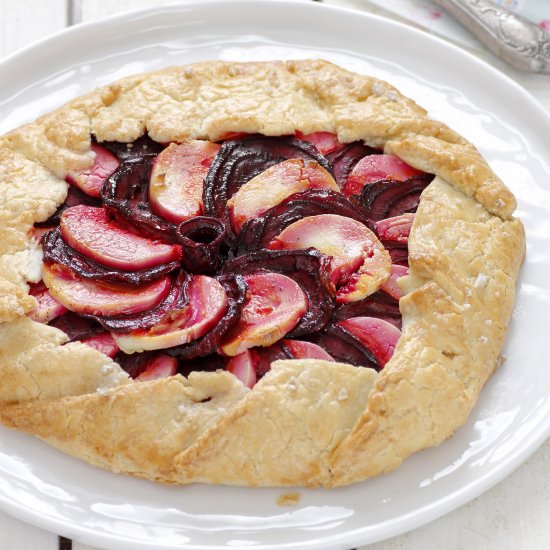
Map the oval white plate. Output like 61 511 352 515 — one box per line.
1 1 549 549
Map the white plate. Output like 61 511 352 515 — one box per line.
1 1 550 549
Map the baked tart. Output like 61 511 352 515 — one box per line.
0 60 525 487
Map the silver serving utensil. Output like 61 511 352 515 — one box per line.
433 0 550 73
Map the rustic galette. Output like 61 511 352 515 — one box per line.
0 60 525 487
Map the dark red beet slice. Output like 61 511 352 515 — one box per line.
176 216 230 274
222 249 334 337
37 186 101 228
102 156 177 241
236 189 369 253
42 228 180 285
332 290 401 329
178 354 226 378
49 311 104 342
115 351 177 380
87 271 191 333
203 135 335 240
309 323 381 370
358 175 433 221
100 135 164 162
166 274 248 360
325 142 379 188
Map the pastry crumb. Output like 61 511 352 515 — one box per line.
277 492 301 506
338 388 349 401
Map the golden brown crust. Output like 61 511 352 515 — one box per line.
0 59 525 487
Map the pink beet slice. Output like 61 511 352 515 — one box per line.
380 264 409 300
27 281 67 323
43 263 171 317
282 339 334 361
228 159 339 233
60 205 182 271
149 140 221 223
66 144 120 198
220 272 307 356
113 275 228 353
81 332 120 358
269 214 391 302
338 316 401 368
376 213 415 244
136 354 178 381
295 131 343 155
226 350 257 388
343 154 422 196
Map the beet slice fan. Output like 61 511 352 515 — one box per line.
236 188 369 253
42 228 180 285
222 249 334 337
203 135 335 240
102 156 177 241
87 270 191 332
167 274 248 360
176 216 229 274
358 174 433 221
325 141 379 188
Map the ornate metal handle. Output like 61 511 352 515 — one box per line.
433 0 550 73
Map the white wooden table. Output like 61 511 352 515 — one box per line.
1 1 549 549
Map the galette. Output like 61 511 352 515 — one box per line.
0 60 525 487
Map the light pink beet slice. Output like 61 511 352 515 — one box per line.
60 205 182 271
338 316 401 368
380 264 409 300
226 351 257 388
81 332 120 358
149 140 221 223
376 213 415 244
27 282 67 323
269 214 391 302
66 144 120 198
136 354 178 381
295 131 343 155
43 263 171 317
113 275 228 353
228 159 339 233
282 339 334 361
343 154 422 196
220 272 307 356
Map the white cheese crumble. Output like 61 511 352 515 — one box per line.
474 273 488 289
338 388 349 402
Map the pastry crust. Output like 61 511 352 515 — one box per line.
0 60 525 487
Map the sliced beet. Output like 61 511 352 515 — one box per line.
166 274 248 360
88 270 191 333
358 174 433 221
176 216 229 274
42 228 180 285
325 142 379 188
100 135 164 162
236 189 368 253
222 249 334 337
308 323 381 370
37 186 101 228
81 332 120 358
331 290 401 329
178 353 226 378
60 205 182 271
102 156 177 241
114 351 176 380
49 311 104 342
203 135 335 239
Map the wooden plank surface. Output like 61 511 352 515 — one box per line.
0 2 549 550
